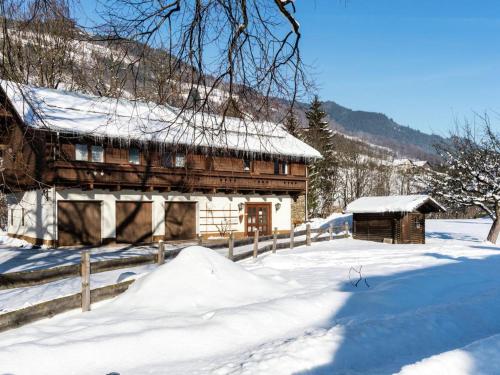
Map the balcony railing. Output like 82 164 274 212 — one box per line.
44 160 306 193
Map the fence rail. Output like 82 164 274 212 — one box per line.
0 223 350 332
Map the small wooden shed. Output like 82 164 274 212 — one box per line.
345 195 445 244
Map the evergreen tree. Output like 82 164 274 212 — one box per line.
284 111 302 139
304 96 339 217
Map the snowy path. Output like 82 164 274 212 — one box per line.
0 218 499 374
0 237 191 273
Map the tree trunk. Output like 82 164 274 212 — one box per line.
487 204 500 244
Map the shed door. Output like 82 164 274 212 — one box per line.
165 202 197 240
58 201 101 247
408 213 425 244
116 201 153 244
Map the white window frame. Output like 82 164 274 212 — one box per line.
281 161 289 175
129 148 140 165
91 145 104 163
175 154 186 168
75 144 89 161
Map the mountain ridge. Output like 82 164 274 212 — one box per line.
317 100 446 161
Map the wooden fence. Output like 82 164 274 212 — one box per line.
0 223 349 332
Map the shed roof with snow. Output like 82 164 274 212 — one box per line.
0 80 321 160
345 195 445 214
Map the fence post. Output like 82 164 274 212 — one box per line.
344 221 349 237
329 224 333 241
253 229 259 258
157 240 165 265
272 227 278 253
290 224 295 249
197 234 203 245
228 232 234 260
81 251 90 312
306 223 312 246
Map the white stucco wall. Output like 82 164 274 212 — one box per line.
7 188 56 243
8 188 292 243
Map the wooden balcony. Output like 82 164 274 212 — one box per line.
44 160 307 195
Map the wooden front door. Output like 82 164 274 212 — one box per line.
245 203 271 236
165 202 197 241
116 201 153 244
57 201 101 247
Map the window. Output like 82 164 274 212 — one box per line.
10 209 13 226
129 148 140 165
175 154 186 168
274 160 289 175
21 208 25 226
274 160 280 175
75 144 88 161
91 146 104 163
243 158 251 171
281 161 289 175
163 154 173 168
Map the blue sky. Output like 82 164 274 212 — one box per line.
74 0 500 135
298 0 500 135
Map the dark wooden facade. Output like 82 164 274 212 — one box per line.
353 212 426 244
0 87 309 197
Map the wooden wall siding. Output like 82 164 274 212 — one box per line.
106 147 129 164
57 201 101 246
353 213 398 243
353 212 427 244
187 154 208 170
253 160 274 175
116 201 153 244
46 160 307 193
52 142 308 178
209 156 244 172
0 120 46 189
407 213 425 244
291 163 306 177
59 143 75 161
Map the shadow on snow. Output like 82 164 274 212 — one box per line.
295 251 500 374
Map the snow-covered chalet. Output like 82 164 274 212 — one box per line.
0 80 321 247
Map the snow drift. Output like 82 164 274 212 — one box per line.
0 246 344 375
109 246 288 313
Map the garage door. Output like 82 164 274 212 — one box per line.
116 201 153 244
57 201 101 247
165 202 196 241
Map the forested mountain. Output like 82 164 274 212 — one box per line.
318 101 446 161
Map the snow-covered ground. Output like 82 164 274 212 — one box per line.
0 218 499 374
0 234 190 273
0 264 156 313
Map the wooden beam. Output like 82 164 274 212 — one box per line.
0 108 13 117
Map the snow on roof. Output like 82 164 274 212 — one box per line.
345 195 445 214
1 80 321 159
